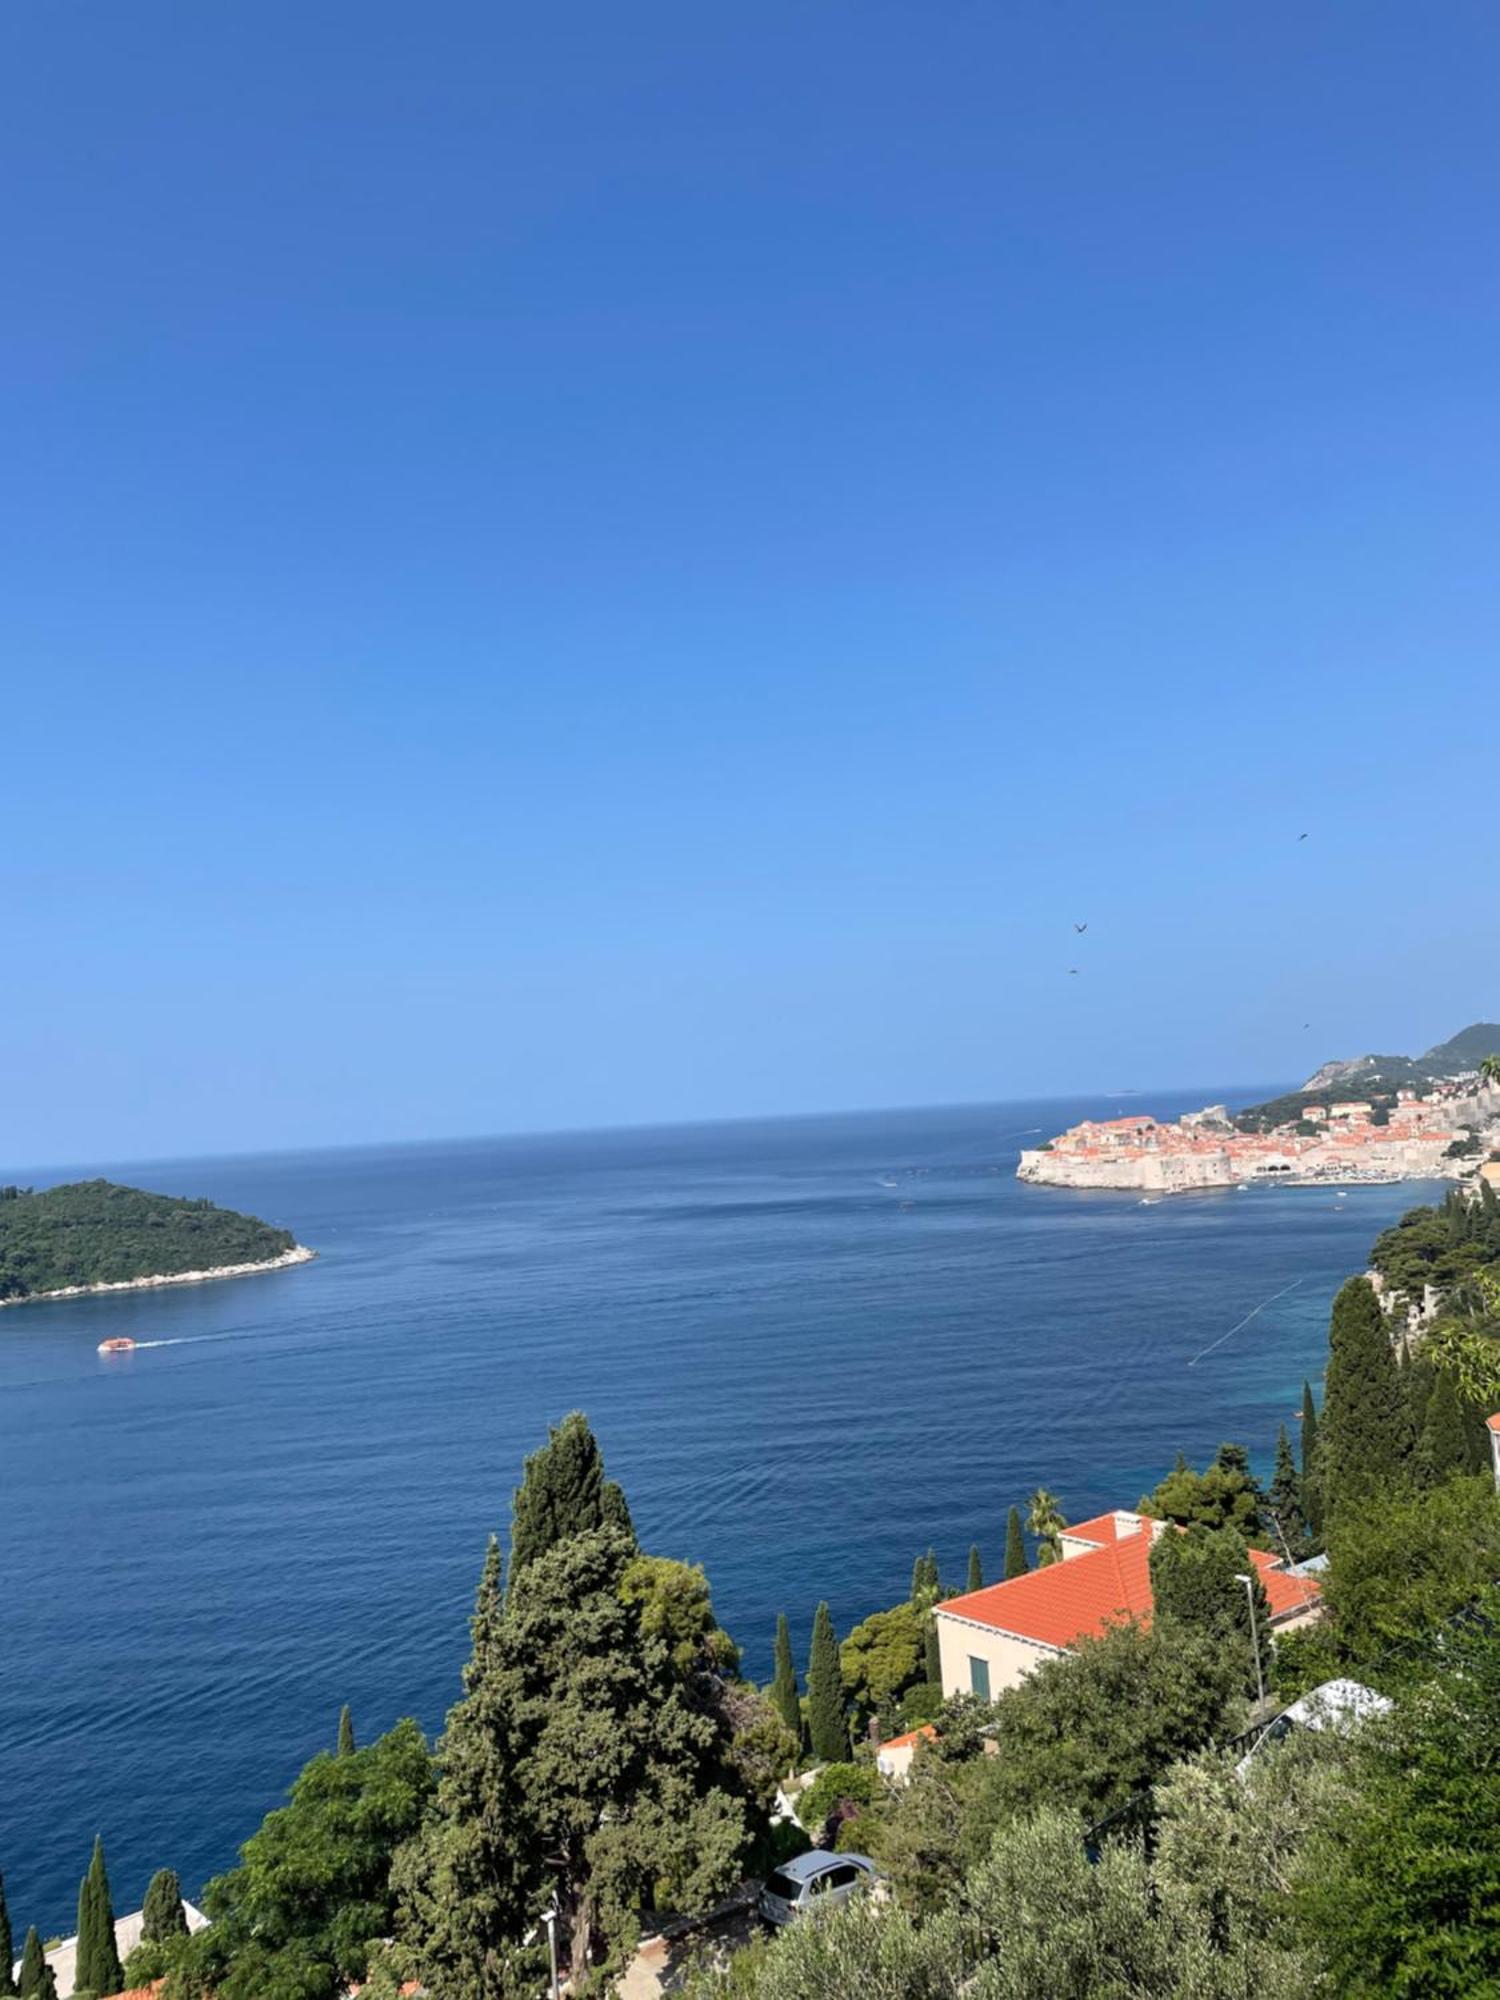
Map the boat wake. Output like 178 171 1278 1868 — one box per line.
1187 1278 1304 1367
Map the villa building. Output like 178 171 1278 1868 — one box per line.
933 1511 1321 1702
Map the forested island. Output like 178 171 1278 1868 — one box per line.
0 1180 313 1304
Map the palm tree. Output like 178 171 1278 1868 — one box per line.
1479 1053 1500 1089
1026 1488 1068 1566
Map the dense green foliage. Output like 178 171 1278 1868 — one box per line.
164 1719 434 2000
123 1868 190 1988
1320 1277 1412 1519
1300 1380 1323 1535
141 1867 188 1945
1369 1182 1500 1305
805 1602 846 1763
507 1409 633 1583
1141 1440 1265 1538
337 1704 356 1757
1299 1592 1500 1997
0 1180 298 1301
1149 1524 1273 1693
795 1762 877 1839
1025 1489 1065 1565
398 1523 754 1991
1003 1506 1027 1579
839 1603 925 1737
16 1929 55 2000
770 1613 800 1741
72 1836 121 2000
1266 1423 1309 1552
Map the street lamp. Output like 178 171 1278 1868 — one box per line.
1235 1572 1266 1710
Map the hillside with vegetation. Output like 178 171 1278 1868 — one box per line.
1232 1019 1500 1132
0 1179 301 1302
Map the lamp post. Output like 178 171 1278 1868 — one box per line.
1235 1572 1266 1711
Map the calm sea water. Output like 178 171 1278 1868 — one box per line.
0 1096 1437 1933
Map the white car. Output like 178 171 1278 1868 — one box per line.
757 1851 878 1925
1235 1677 1392 1779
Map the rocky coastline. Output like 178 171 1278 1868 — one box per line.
0 1243 317 1308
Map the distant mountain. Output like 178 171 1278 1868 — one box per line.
1234 1022 1500 1133
1300 1022 1500 1096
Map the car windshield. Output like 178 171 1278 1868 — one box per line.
763 1869 804 1902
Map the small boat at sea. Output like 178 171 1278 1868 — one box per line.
97 1336 136 1355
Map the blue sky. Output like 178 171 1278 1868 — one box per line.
4 1 1497 1164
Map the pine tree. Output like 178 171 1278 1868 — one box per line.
1321 1278 1413 1519
400 1523 751 1991
73 1837 121 2000
1300 1381 1322 1535
805 1601 845 1762
140 1868 188 1945
1265 1424 1306 1554
966 1544 983 1593
909 1550 941 1605
1004 1505 1028 1579
508 1411 634 1583
337 1703 356 1756
770 1612 801 1741
1418 1370 1469 1486
17 1929 56 2000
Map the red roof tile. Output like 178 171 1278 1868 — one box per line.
879 1723 938 1752
937 1525 1318 1650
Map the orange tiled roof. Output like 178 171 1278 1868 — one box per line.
1487 1413 1500 1433
1061 1510 1135 1546
937 1525 1318 1649
879 1723 938 1752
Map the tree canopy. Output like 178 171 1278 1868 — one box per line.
165 1719 434 2000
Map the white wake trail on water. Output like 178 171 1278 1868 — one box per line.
1187 1277 1304 1367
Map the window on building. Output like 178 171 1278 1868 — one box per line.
969 1655 991 1700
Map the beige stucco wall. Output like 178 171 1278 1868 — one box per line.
935 1609 1061 1700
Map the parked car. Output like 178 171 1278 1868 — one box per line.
757 1850 878 1925
1234 1677 1392 1779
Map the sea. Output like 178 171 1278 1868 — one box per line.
0 1093 1440 1935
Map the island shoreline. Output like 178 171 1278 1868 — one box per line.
0 1243 317 1309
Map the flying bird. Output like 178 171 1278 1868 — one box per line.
1073 922 1088 933
1069 968 1080 976
1297 832 1308 841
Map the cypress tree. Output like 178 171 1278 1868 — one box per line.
1300 1381 1322 1535
770 1612 801 1741
909 1553 926 1602
1265 1424 1305 1554
508 1411 633 1584
1418 1370 1469 1486
966 1544 983 1593
924 1616 941 1688
0 1872 14 2000
805 1602 845 1762
17 1929 56 2000
337 1703 356 1756
1004 1506 1028 1579
1320 1278 1412 1520
74 1837 121 2000
140 1868 188 1945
